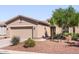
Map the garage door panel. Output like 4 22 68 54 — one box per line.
10 27 33 39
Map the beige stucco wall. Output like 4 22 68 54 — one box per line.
36 24 50 38
69 27 79 33
69 27 73 33
56 26 79 34
56 25 62 34
75 27 79 33
32 25 38 39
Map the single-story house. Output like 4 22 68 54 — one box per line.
0 15 51 39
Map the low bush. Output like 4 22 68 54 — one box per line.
53 33 64 39
24 38 35 48
63 32 70 36
75 33 79 37
53 32 72 40
72 33 79 41
11 36 20 46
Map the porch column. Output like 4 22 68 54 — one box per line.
50 26 56 39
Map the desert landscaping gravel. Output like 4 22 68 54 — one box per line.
2 40 79 54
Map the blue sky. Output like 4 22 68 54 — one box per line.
0 5 79 21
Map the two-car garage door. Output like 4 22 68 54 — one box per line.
10 27 33 39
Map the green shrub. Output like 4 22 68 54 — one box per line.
63 32 68 36
53 33 64 39
72 33 79 41
75 33 79 37
63 32 71 36
11 36 20 46
24 38 35 48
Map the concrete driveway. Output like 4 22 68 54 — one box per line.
0 38 12 48
0 38 46 48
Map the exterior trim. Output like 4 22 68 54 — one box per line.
5 15 51 26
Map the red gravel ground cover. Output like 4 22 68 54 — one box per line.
2 40 79 54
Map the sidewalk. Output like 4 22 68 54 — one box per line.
0 49 42 54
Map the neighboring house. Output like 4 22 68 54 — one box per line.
0 15 51 39
0 22 6 39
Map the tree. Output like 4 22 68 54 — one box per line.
69 12 79 34
50 6 79 34
64 6 76 33
49 5 79 39
66 6 79 34
53 8 69 33
53 8 65 27
48 17 56 25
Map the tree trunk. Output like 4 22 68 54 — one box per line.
66 26 69 33
73 26 75 34
62 25 69 33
